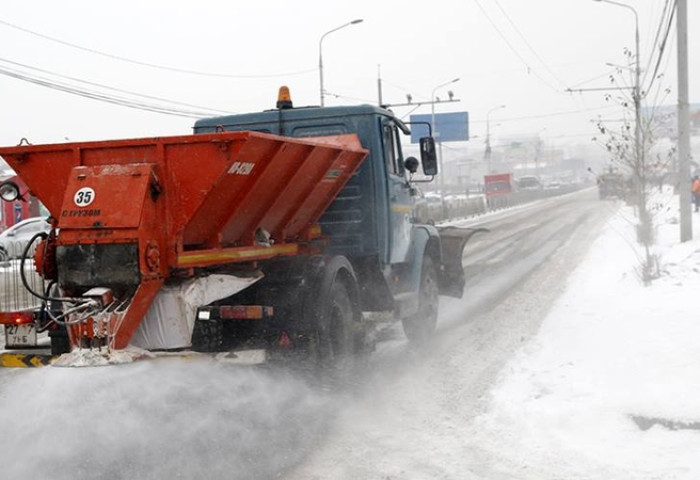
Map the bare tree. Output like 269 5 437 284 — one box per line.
592 55 673 285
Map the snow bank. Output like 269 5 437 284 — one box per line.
472 191 700 479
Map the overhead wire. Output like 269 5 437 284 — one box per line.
0 57 231 115
0 65 216 118
494 104 621 123
643 0 676 94
642 0 673 86
492 0 571 91
473 0 562 94
0 18 316 79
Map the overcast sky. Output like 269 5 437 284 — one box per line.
0 1 696 149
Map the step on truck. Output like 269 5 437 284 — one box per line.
0 88 481 370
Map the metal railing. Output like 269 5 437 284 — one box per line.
0 238 46 313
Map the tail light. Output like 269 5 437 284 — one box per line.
0 311 35 325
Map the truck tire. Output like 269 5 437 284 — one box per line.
402 256 439 342
295 256 361 380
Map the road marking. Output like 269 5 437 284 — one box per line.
0 352 54 368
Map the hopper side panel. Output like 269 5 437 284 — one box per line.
167 138 250 243
181 136 282 247
218 142 314 244
0 149 76 216
263 147 343 241
284 149 367 238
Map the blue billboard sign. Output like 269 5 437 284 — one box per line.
409 112 469 143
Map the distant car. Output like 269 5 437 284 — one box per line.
0 217 51 260
517 176 543 190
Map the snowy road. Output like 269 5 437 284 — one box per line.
0 187 614 480
285 187 616 479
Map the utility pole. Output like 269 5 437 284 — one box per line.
431 78 460 197
484 105 506 174
677 0 692 241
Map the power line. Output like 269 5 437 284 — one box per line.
496 104 621 123
643 0 676 94
642 0 673 85
473 0 562 94
0 18 316 79
492 0 570 91
568 71 616 89
0 57 231 115
0 65 218 118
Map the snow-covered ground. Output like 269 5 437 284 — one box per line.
470 189 700 479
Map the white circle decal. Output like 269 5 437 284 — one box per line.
74 187 95 207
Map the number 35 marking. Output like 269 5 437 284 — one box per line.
74 187 96 207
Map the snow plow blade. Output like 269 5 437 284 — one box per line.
436 226 489 298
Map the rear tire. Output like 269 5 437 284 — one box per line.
293 257 361 384
402 256 439 342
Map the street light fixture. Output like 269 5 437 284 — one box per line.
429 77 460 196
318 19 363 107
484 104 506 173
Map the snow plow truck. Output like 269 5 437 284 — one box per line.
0 88 481 369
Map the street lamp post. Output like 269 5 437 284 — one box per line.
484 104 506 174
594 0 647 240
318 19 363 107
430 77 460 196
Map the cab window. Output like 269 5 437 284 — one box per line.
382 124 404 177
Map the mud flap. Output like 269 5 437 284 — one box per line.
436 226 488 298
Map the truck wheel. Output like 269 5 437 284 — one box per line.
295 257 361 381
319 278 355 367
191 319 223 352
402 256 439 342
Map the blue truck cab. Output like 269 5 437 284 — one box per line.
193 92 475 340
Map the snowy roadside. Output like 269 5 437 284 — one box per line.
469 190 700 479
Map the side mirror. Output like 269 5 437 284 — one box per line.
419 137 438 176
404 156 419 174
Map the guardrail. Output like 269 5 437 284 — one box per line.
0 239 46 313
418 184 587 224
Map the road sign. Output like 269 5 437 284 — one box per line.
409 112 469 143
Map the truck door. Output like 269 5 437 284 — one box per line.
382 121 412 264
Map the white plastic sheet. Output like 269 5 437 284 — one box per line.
130 273 262 350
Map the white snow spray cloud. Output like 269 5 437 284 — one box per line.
0 358 332 480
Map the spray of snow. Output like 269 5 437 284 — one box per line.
0 358 333 480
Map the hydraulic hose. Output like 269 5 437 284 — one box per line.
19 231 83 304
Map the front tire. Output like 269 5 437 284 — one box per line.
402 256 439 342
